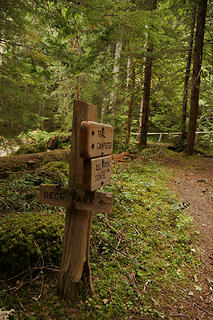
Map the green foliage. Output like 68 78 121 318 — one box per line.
87 160 198 318
0 173 42 213
40 161 69 185
18 129 72 150
0 162 68 214
0 211 64 276
0 0 212 146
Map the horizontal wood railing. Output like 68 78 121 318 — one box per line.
132 131 213 143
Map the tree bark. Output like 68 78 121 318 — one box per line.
186 0 207 155
138 0 157 147
137 24 148 142
138 43 154 147
181 2 197 142
109 41 122 113
126 55 136 146
0 38 3 66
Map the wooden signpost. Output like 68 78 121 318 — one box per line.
39 100 113 301
83 155 112 191
80 121 113 159
40 184 112 213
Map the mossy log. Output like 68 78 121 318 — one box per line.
0 150 70 176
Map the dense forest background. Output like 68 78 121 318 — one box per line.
0 0 212 153
1 1 213 318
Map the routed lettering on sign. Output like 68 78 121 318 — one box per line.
80 121 113 159
40 184 113 213
83 155 112 191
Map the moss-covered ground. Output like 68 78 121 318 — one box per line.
0 148 202 319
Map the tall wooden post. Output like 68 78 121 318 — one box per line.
40 99 113 301
58 100 97 301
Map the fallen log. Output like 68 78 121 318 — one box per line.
0 150 70 174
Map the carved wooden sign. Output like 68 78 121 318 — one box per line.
39 101 114 301
40 184 113 213
83 155 112 191
80 121 113 159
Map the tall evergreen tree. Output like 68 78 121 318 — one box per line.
138 0 157 147
181 1 197 142
126 54 136 146
186 0 207 155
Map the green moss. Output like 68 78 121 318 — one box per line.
0 151 200 319
39 161 69 185
0 211 65 276
15 142 47 155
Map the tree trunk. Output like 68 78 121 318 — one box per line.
126 55 136 146
138 0 157 147
101 45 111 121
0 39 3 66
137 24 148 143
138 43 154 147
181 2 197 142
186 0 207 155
75 76 81 100
109 41 122 113
126 56 131 89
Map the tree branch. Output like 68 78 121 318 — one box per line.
0 38 45 54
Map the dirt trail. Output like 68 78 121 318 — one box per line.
157 154 213 319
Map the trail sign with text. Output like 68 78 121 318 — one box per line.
80 121 113 158
40 184 112 213
83 155 112 191
39 100 113 301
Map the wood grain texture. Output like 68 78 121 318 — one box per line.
40 184 113 213
58 100 97 301
83 155 112 191
71 102 97 188
80 121 113 159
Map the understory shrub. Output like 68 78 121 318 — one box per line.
0 211 65 277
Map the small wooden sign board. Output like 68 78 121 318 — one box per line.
83 155 112 191
80 121 113 159
40 184 113 213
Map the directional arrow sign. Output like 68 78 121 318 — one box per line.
40 184 113 213
83 155 112 191
80 121 113 159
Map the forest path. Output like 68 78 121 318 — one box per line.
156 152 213 319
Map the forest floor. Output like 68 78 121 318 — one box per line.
0 146 213 319
154 150 213 319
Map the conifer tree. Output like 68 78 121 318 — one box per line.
186 0 207 155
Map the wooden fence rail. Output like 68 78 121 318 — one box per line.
132 131 213 143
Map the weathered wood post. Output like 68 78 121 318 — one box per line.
58 100 97 300
40 100 113 301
